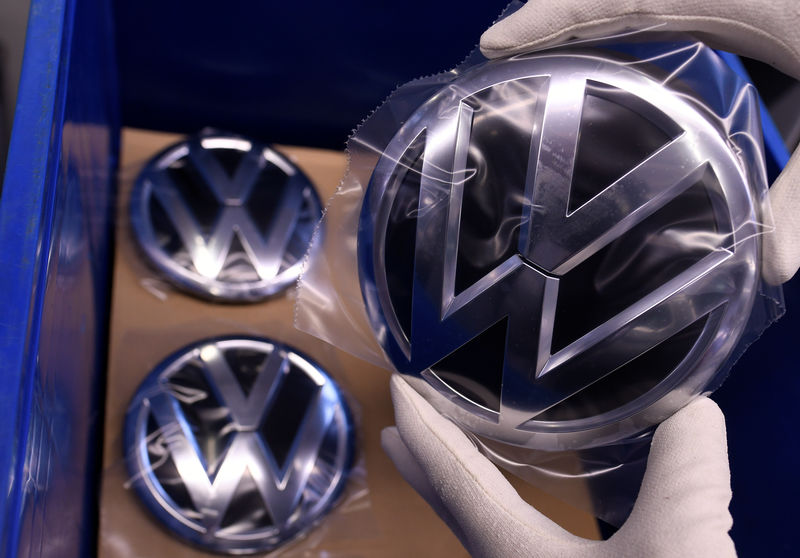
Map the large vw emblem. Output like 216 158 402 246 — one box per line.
359 53 761 450
130 133 322 301
125 337 354 554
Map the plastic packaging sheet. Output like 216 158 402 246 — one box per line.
296 24 785 525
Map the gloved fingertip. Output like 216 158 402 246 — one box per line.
479 26 513 58
380 426 402 454
657 396 726 444
763 164 800 285
479 0 581 58
388 373 410 403
389 374 451 433
623 396 734 556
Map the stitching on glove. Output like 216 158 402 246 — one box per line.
483 13 800 75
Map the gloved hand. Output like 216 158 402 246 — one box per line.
382 375 734 558
383 2 800 556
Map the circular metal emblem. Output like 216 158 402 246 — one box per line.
125 337 354 554
359 53 760 450
130 133 322 301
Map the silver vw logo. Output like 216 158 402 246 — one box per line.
359 53 761 450
125 337 354 554
130 133 322 301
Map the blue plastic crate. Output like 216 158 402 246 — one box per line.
0 0 117 556
0 1 797 556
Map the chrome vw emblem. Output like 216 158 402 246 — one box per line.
131 133 322 301
125 337 354 554
359 53 761 450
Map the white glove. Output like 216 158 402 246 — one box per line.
481 0 800 285
382 375 735 558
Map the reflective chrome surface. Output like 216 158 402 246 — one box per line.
125 337 354 554
359 53 761 450
130 133 322 301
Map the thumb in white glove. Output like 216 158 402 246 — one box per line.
382 375 735 558
480 0 800 286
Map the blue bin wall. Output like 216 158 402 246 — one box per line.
0 0 118 556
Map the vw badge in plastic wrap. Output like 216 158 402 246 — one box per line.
124 337 355 554
357 51 765 450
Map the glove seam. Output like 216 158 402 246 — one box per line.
483 13 800 75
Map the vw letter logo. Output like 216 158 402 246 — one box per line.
125 337 354 554
130 132 322 301
359 53 761 450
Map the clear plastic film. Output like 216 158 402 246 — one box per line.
296 17 785 525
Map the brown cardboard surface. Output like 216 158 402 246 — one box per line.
98 128 600 558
